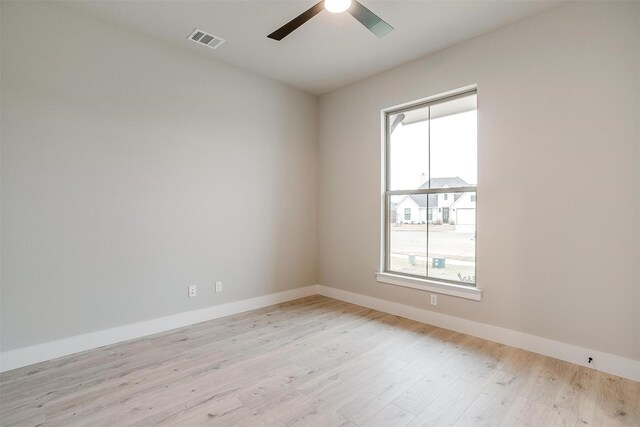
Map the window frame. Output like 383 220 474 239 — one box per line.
378 86 481 301
404 208 411 221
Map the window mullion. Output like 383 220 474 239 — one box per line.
426 104 431 279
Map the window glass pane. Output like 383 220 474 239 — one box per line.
385 91 477 287
388 106 429 190
427 192 476 284
429 94 477 189
389 195 427 277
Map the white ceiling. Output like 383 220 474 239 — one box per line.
67 0 563 95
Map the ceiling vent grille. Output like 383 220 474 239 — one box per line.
188 29 225 50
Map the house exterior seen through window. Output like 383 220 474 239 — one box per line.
384 90 477 286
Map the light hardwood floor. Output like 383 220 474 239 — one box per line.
1 295 638 426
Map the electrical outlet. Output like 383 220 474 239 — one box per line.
188 285 197 298
215 281 222 293
430 294 437 306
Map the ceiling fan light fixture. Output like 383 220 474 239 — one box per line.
324 0 352 14
267 0 392 41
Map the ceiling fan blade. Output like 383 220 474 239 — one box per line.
348 0 394 38
267 1 325 41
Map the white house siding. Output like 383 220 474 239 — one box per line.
431 207 443 224
419 208 427 223
436 192 455 209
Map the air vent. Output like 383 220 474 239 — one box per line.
188 29 225 50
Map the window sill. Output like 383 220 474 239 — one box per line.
376 272 482 301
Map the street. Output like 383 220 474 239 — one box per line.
389 227 475 261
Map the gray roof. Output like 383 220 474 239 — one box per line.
408 177 469 208
419 176 469 190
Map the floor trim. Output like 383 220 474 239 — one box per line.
317 285 640 382
3 284 638 382
0 285 319 373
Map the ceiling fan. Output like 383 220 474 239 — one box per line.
267 0 393 41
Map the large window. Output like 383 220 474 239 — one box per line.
383 90 477 287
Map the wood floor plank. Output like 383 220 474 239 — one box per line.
547 365 599 426
392 334 475 416
154 396 252 427
407 378 484 427
363 403 416 427
454 368 535 426
1 295 638 427
336 357 436 424
591 371 640 426
499 395 554 427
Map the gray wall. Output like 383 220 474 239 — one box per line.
318 2 640 361
1 1 318 351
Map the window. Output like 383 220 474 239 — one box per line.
382 90 477 290
404 208 411 220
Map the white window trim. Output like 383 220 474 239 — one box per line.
379 85 481 302
376 272 482 301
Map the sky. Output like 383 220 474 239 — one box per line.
389 110 477 190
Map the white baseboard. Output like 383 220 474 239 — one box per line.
0 285 319 373
317 285 640 382
3 284 638 383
